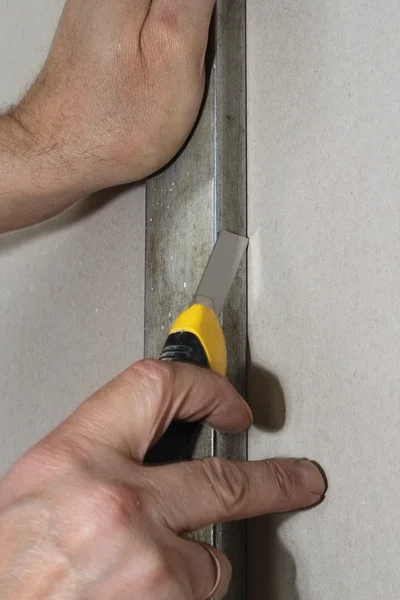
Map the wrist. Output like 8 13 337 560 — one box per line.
0 106 99 233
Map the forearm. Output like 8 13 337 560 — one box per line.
0 112 94 233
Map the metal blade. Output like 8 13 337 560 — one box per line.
193 230 248 315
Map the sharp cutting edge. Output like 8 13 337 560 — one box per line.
193 230 249 315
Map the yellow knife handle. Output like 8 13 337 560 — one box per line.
145 304 227 465
164 304 227 377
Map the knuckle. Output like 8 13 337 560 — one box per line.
146 14 199 65
267 460 301 502
82 481 144 527
199 458 250 514
144 547 186 598
128 359 173 387
151 8 185 42
20 438 83 477
122 359 173 403
50 480 144 555
146 547 170 582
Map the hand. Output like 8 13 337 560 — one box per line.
1 0 215 231
0 360 326 599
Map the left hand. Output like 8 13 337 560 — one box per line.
1 0 215 231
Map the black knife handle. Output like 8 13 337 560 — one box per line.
144 332 209 465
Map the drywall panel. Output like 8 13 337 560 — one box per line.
248 1 400 599
0 0 145 476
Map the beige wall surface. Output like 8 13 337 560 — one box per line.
248 1 400 599
0 0 145 477
3 1 400 597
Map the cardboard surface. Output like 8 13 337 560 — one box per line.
247 1 400 598
0 0 145 476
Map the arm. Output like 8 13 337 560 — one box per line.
0 113 89 232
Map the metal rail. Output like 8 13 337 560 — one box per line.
145 2 247 597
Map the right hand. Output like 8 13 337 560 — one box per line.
0 360 326 599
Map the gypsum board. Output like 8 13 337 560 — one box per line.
144 2 247 599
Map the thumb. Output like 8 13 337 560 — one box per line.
50 360 252 461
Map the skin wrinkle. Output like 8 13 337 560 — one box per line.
138 1 153 57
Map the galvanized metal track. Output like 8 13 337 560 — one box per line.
145 1 247 597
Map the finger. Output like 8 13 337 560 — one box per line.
50 360 252 461
149 458 327 533
181 540 232 600
149 0 215 41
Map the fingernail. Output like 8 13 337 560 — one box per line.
298 460 327 495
